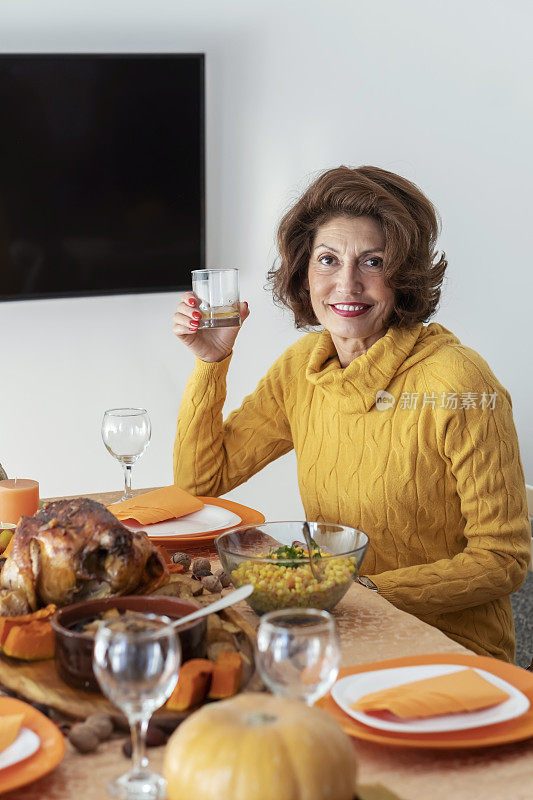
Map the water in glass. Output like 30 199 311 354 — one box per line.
191 268 240 329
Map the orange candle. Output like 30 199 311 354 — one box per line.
0 479 39 525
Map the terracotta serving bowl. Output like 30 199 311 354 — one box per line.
51 595 206 693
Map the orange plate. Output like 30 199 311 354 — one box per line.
0 696 65 794
317 654 533 749
149 496 265 551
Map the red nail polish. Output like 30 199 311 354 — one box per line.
188 298 196 306
192 311 200 319
190 322 198 329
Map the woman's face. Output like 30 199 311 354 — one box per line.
307 215 395 355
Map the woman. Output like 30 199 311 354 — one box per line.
172 165 530 662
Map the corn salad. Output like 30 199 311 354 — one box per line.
230 546 357 613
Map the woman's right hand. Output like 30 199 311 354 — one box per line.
172 292 249 363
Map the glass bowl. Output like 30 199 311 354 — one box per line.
215 522 369 615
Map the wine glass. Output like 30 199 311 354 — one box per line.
102 408 151 501
93 613 180 800
255 608 341 705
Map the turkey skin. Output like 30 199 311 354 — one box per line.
0 498 168 614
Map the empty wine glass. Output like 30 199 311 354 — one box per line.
102 408 151 501
255 608 341 705
93 613 180 800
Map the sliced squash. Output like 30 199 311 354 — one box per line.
166 659 214 711
208 651 243 699
2 619 55 661
0 604 56 647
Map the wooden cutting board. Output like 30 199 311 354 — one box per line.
0 607 258 722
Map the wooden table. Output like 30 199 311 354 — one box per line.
4 489 533 800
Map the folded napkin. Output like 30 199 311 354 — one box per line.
107 485 204 525
351 668 510 719
0 713 24 753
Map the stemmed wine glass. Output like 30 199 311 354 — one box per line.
93 613 180 800
102 408 151 501
255 608 341 705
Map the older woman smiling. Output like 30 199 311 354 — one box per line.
305 215 394 364
172 166 530 662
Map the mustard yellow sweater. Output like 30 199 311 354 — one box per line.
174 323 530 662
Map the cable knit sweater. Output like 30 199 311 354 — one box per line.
173 322 530 662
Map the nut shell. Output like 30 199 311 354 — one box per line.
214 568 231 588
192 557 211 576
201 575 223 594
68 723 99 753
193 568 212 578
171 552 191 571
85 713 113 741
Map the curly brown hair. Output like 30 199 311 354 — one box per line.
267 165 447 329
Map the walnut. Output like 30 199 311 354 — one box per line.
214 568 231 588
85 713 113 741
201 575 222 593
68 723 100 753
171 552 191 571
192 557 211 576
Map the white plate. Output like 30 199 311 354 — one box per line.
0 727 40 771
332 664 530 733
125 504 241 538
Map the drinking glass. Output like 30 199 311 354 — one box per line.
102 408 151 501
255 608 341 705
93 613 180 800
191 268 240 328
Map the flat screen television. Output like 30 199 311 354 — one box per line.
0 54 204 301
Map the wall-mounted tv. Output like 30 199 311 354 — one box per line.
0 54 204 301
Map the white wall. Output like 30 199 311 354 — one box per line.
1 0 532 521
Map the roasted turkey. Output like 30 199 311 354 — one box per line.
0 498 168 614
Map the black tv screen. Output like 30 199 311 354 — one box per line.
0 54 204 300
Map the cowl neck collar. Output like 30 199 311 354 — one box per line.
305 323 426 413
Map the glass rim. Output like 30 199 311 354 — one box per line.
93 612 177 642
215 521 369 563
191 268 238 275
103 407 148 417
259 607 337 631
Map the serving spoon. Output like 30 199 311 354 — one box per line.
169 583 254 630
302 521 320 580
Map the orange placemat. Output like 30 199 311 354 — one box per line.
149 496 265 552
317 654 533 749
0 696 65 794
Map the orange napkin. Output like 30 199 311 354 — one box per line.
351 669 510 719
107 485 204 525
0 713 24 753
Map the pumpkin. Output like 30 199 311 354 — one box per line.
166 659 214 711
163 693 358 800
208 651 243 699
0 604 56 647
2 619 55 660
